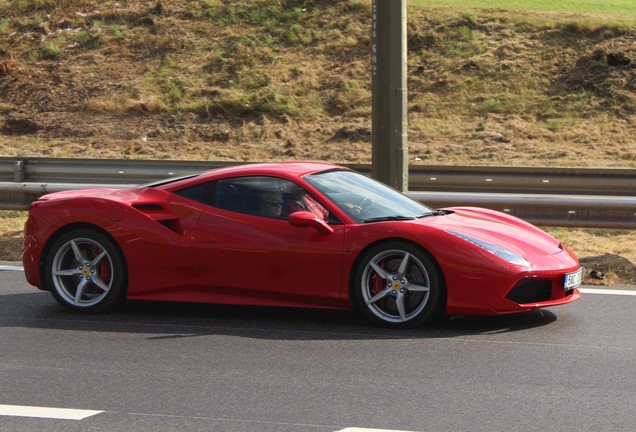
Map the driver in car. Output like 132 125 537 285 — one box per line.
283 186 328 220
260 191 284 218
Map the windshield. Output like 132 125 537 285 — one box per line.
304 169 434 223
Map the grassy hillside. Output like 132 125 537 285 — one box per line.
0 0 634 167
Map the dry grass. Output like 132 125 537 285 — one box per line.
545 227 636 285
0 211 25 263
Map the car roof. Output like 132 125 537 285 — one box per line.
196 161 345 181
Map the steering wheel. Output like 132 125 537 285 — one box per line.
344 197 375 217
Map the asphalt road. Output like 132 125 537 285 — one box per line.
1 268 635 432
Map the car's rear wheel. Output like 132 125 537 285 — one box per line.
353 241 444 328
45 229 127 313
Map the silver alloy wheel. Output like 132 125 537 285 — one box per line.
360 248 431 324
50 237 114 308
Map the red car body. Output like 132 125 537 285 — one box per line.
22 161 581 327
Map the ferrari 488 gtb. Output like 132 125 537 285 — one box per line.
22 161 582 328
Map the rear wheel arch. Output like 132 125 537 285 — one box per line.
40 224 128 310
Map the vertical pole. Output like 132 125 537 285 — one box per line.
372 0 408 192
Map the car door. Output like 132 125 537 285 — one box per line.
177 176 347 307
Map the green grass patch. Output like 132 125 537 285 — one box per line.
38 38 64 59
410 0 636 17
0 18 9 34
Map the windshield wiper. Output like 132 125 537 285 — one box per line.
417 210 450 218
364 210 450 223
364 215 416 223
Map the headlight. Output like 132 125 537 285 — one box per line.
446 230 529 266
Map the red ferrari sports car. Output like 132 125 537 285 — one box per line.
22 161 582 328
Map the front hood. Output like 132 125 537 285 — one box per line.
425 207 563 256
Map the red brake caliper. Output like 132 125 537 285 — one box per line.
89 245 109 293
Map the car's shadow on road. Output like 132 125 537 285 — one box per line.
1 291 559 341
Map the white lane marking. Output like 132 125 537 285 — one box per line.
0 265 23 271
0 404 103 420
336 429 419 432
579 288 636 296
0 404 412 431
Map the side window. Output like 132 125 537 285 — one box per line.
173 179 249 213
174 176 330 221
173 182 217 207
223 176 284 217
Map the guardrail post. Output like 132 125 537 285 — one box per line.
14 159 24 183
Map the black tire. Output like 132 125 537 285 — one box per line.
353 241 444 328
44 228 127 313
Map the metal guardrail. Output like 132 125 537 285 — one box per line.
2 157 636 195
1 157 635 228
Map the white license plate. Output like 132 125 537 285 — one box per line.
564 268 583 290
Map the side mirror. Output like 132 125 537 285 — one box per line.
288 211 334 235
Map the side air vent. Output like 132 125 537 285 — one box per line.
132 203 183 234
133 203 164 211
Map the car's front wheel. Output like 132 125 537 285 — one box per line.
44 229 127 313
353 241 444 328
